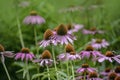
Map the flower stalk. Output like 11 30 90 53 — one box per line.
52 46 59 80
25 61 30 80
1 58 11 80
34 27 39 54
17 17 25 48
70 61 75 80
46 65 51 80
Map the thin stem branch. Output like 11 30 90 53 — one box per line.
17 17 25 48
34 27 39 54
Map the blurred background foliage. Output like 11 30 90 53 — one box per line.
0 0 120 80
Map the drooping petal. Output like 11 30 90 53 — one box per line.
21 54 25 61
98 57 105 62
15 53 22 60
3 51 14 58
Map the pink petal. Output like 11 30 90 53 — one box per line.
21 54 25 61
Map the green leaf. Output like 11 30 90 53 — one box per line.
32 73 46 80
13 62 25 67
41 74 49 80
16 68 24 73
23 69 27 78
58 71 67 78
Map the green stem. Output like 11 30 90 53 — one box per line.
52 46 59 80
110 62 113 69
37 67 40 80
17 17 25 48
34 27 39 54
34 27 40 80
70 61 75 80
1 61 11 80
66 61 70 80
46 65 50 80
26 61 30 80
84 72 86 80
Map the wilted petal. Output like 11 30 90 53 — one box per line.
3 51 14 58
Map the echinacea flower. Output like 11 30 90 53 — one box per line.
57 53 70 61
97 51 120 64
33 50 53 66
115 66 120 76
57 44 75 61
39 29 57 48
88 72 102 80
76 63 96 73
108 72 117 80
90 39 109 49
66 24 83 34
52 24 76 45
15 48 35 61
68 51 81 60
82 27 104 35
100 68 112 76
23 11 45 25
115 76 120 80
79 45 102 59
0 44 14 62
0 45 14 80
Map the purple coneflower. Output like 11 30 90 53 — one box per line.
97 51 120 64
38 29 57 48
66 24 83 34
88 72 102 80
108 72 117 80
100 68 112 76
23 11 45 25
0 44 14 80
79 45 102 59
76 63 96 73
115 76 120 80
90 39 109 49
33 50 53 66
82 27 104 35
68 51 81 60
52 24 76 45
115 66 120 76
0 44 14 62
57 44 75 61
15 48 35 61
